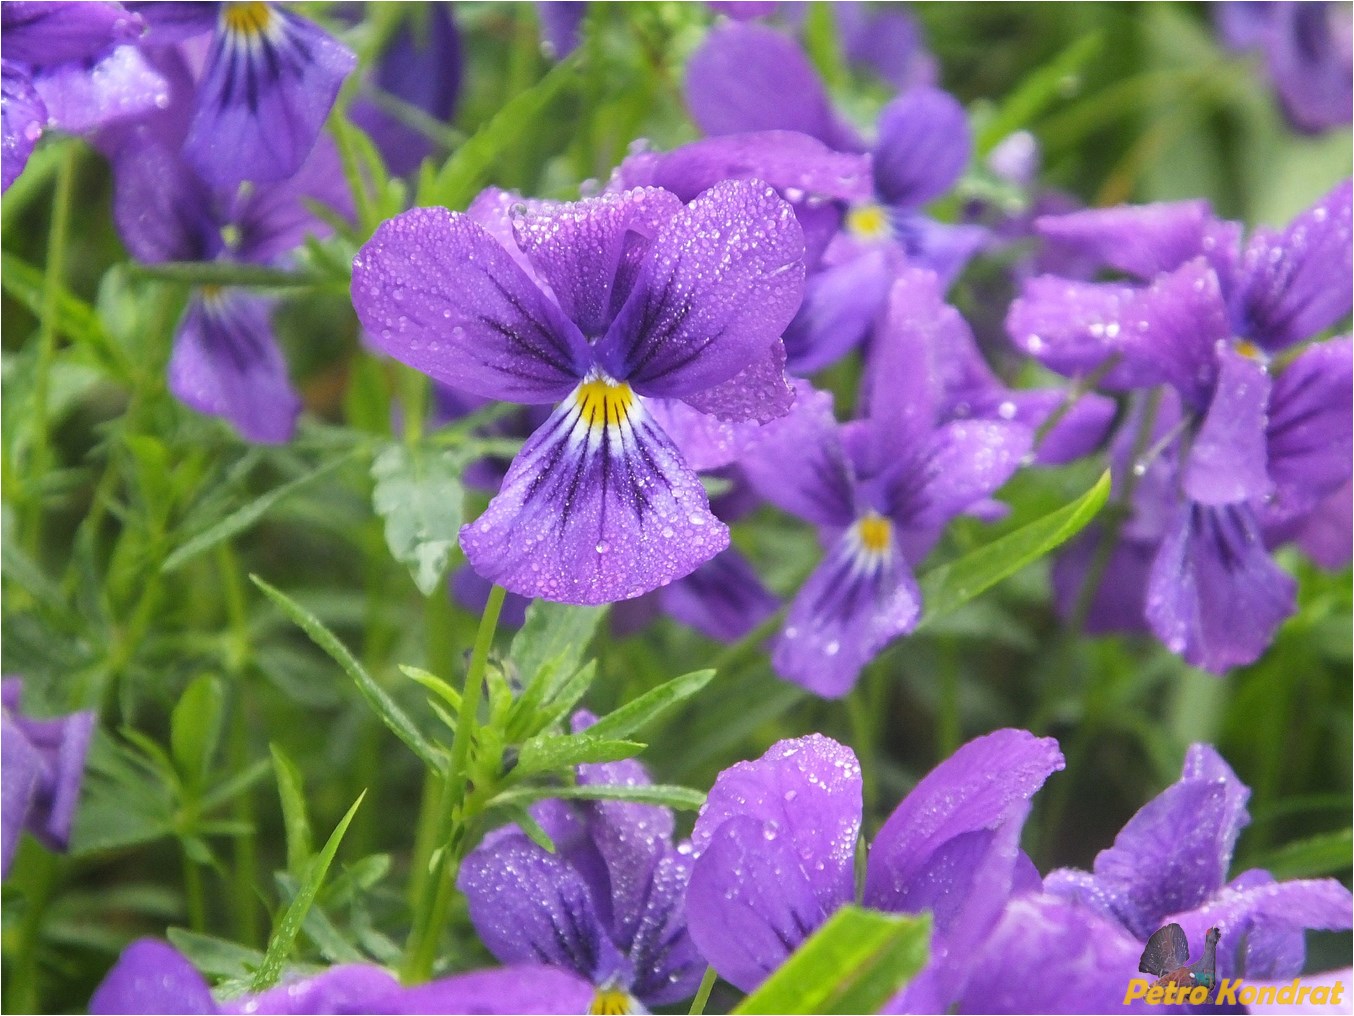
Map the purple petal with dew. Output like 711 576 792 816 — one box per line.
88 939 217 1015
168 291 300 445
738 381 857 528
352 206 590 403
459 391 728 605
535 1 585 61
1120 257 1232 410
1 1 144 66
234 135 353 265
463 186 548 286
872 87 971 209
864 729 1064 925
1005 276 1144 387
772 529 921 698
1290 479 1352 568
1034 200 1218 280
1050 527 1155 635
986 129 1040 189
645 398 745 472
993 388 1116 466
684 23 852 148
1236 179 1353 352
32 44 167 136
1265 338 1354 525
1173 870 1353 982
1146 502 1297 673
686 815 839 992
1265 3 1354 134
1 62 45 193
378 965 596 1016
678 342 794 424
836 2 937 91
458 824 623 983
894 215 990 286
511 187 684 339
226 965 403 1015
1182 344 1273 506
1248 968 1354 1016
348 4 461 177
597 179 805 399
612 131 873 205
782 247 894 375
185 6 356 187
1072 743 1250 940
937 894 1155 1015
623 845 705 1004
123 2 217 42
692 733 861 912
658 547 778 643
1 711 44 877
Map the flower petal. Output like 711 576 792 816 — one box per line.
782 247 895 374
1182 344 1274 505
380 965 595 1015
1051 528 1155 635
351 206 589 403
234 136 352 264
168 291 300 445
33 44 167 136
459 388 728 604
1146 502 1297 673
872 87 971 209
596 179 804 400
658 547 778 643
1 62 45 193
185 5 357 187
624 845 705 1004
1265 4 1354 134
678 342 795 424
1265 338 1354 522
227 966 402 1015
2 1 143 65
1 710 43 877
1034 200 1217 280
88 939 217 1015
1005 276 1144 386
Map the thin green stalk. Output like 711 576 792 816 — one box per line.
229 696 262 947
688 966 719 1015
401 584 506 983
846 686 879 820
183 846 208 933
25 145 77 555
938 638 961 759
6 850 58 1013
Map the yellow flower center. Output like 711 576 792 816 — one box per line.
575 376 635 431
589 987 634 1015
222 2 274 36
1235 339 1264 360
857 512 893 554
846 202 891 241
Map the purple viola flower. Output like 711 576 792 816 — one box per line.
100 48 350 443
1 677 96 877
1217 1 1353 134
535 1 586 60
351 181 805 605
131 1 356 188
89 938 595 1015
458 713 704 1012
685 729 1065 1000
0 1 166 192
739 272 1031 698
1044 744 1354 986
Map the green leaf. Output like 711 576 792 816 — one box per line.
491 782 706 812
510 601 606 691
400 665 462 712
734 906 931 1015
1258 828 1353 880
164 455 354 573
975 31 1105 154
370 444 465 596
917 470 1110 629
584 669 715 741
270 744 313 877
170 675 225 791
250 791 365 992
533 660 599 734
516 732 645 776
251 577 441 770
126 260 327 289
165 928 265 980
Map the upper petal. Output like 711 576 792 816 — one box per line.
1181 344 1274 505
378 965 595 1016
226 966 402 1015
872 87 971 210
88 939 218 1015
32 43 167 136
596 179 805 399
1265 338 1354 521
1034 200 1219 280
1 62 46 193
2 1 144 65
1 710 44 877
352 207 589 403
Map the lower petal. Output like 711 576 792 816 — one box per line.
1182 344 1273 505
658 547 778 643
1 62 45 193
460 382 728 605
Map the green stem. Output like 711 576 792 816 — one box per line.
938 638 961 758
846 687 879 820
229 696 262 947
25 145 77 555
183 845 207 933
6 850 58 1013
401 584 506 983
688 966 719 1016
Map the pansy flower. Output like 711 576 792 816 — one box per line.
352 180 806 605
1 677 96 877
457 713 705 1013
739 272 1030 697
685 730 1064 1002
130 1 356 187
1044 744 1354 986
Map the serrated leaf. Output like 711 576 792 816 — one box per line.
734 907 931 1015
917 470 1110 628
511 601 605 692
584 669 715 742
370 444 465 596
250 791 365 992
491 782 706 812
270 744 313 876
517 732 645 776
251 577 441 770
170 675 224 791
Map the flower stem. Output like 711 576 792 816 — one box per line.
688 966 718 1015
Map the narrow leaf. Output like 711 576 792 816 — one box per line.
370 444 465 596
1258 828 1354 880
917 470 1110 628
491 782 706 812
170 675 224 791
251 577 441 770
269 744 313 877
516 732 645 776
734 906 931 1015
584 670 715 741
510 601 606 692
976 32 1104 154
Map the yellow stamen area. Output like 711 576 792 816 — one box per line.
1235 339 1264 360
589 988 633 1015
576 377 634 431
846 202 891 241
857 512 893 554
222 1 273 36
